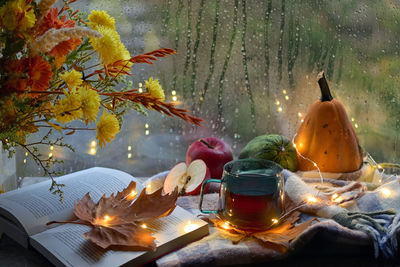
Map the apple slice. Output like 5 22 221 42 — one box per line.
164 159 210 196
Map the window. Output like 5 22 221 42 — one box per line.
19 0 400 178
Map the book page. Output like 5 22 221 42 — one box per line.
0 167 143 236
30 206 208 267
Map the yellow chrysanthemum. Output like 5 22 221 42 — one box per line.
88 10 116 30
144 77 165 101
59 69 82 89
53 89 82 124
96 111 120 148
0 0 36 32
79 84 100 124
90 26 131 65
119 41 132 62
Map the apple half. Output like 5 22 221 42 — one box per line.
164 159 210 195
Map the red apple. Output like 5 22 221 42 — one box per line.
186 137 233 179
164 160 211 195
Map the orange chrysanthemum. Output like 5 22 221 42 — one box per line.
27 56 53 93
2 58 28 94
49 38 82 68
35 8 81 68
35 8 75 37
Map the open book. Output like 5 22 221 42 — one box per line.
0 167 209 266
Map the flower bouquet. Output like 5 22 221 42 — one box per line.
0 0 201 199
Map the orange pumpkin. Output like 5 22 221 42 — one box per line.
294 72 363 173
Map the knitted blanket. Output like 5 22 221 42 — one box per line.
145 166 400 266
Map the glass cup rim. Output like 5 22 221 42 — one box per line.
223 158 283 179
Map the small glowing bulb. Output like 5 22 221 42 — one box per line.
145 130 150 135
23 159 27 164
128 189 137 199
138 88 143 93
275 100 280 105
285 95 289 100
25 152 28 156
298 112 303 117
172 96 177 101
351 117 355 122
301 119 304 122
331 193 343 203
89 148 96 155
127 153 132 159
334 196 344 203
271 218 279 225
278 107 283 112
354 123 359 128
282 89 287 94
48 153 53 158
380 188 392 198
306 195 318 203
141 224 147 229
171 90 177 96
377 165 382 169
138 82 143 87
90 140 97 147
145 123 149 128
103 215 111 223
184 221 200 233
50 146 54 151
128 145 132 151
221 221 230 230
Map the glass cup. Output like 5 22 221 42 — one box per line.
199 159 284 231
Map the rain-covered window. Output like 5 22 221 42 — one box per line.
19 0 400 177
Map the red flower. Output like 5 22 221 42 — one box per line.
27 56 53 93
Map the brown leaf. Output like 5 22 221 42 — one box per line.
123 186 178 222
54 181 178 250
74 192 96 222
212 210 316 250
253 218 316 247
84 223 156 250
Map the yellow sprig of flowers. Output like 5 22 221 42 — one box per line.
88 10 116 30
52 85 101 126
53 89 82 124
88 11 131 66
96 111 120 148
145 77 165 101
59 69 83 89
80 84 101 125
0 0 36 32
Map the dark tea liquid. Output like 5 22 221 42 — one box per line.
222 190 282 230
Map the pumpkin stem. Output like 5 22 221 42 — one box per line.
317 71 333 102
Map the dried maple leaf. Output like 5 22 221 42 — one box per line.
211 211 317 250
47 181 178 251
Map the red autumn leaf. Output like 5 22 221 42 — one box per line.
48 181 178 251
